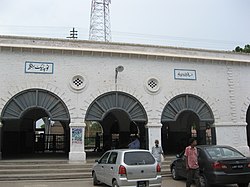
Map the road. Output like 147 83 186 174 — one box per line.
0 177 247 187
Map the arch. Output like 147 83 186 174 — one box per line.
85 91 148 123
246 106 250 148
1 89 70 122
161 94 214 123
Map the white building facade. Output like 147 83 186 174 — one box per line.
0 35 250 161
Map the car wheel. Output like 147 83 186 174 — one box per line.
112 180 119 187
199 174 210 187
238 183 249 187
93 171 99 186
171 165 180 180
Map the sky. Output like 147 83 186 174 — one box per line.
0 0 250 51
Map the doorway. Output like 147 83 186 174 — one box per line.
85 91 148 152
246 106 250 148
1 89 70 159
161 94 215 154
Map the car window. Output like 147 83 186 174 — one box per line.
222 148 244 158
124 151 155 165
206 147 244 159
99 152 110 164
108 152 118 164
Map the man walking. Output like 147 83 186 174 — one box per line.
151 139 164 166
185 138 200 187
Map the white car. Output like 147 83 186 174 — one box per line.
92 149 162 187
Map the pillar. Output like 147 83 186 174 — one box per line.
215 122 250 156
69 119 86 162
147 118 162 152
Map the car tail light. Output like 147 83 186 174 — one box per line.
118 165 127 175
247 163 250 168
156 163 161 173
212 162 227 169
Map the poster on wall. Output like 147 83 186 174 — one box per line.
72 128 82 144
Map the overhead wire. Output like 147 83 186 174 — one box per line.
0 25 246 50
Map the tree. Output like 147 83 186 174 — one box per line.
234 44 250 53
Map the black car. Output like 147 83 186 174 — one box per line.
170 145 250 187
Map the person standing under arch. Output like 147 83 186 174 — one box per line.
128 135 140 149
94 132 100 152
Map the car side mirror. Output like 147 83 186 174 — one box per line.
95 159 99 163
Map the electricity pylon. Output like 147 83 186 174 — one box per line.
89 0 112 42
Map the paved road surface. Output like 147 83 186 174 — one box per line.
0 177 247 187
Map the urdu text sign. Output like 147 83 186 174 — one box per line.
174 69 196 80
25 61 54 74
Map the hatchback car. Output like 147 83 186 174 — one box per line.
170 145 250 187
92 149 162 187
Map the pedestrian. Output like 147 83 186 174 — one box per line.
128 135 140 149
185 138 200 187
94 132 100 152
151 139 164 165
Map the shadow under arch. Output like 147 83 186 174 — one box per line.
85 91 148 151
246 107 250 148
1 89 70 158
161 94 216 154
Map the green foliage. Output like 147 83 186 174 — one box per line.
40 124 45 128
85 121 102 137
234 44 250 53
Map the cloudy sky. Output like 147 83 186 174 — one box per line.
0 0 249 51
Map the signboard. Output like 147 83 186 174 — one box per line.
72 128 82 144
25 61 54 74
174 69 196 80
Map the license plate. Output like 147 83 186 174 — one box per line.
137 181 147 187
232 164 243 169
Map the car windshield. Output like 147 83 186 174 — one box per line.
124 151 155 165
205 147 245 159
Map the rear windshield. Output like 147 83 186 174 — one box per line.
206 147 245 159
124 151 155 165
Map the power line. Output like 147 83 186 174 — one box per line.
0 25 247 50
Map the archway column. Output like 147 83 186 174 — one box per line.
147 119 162 152
0 122 2 160
215 122 250 156
69 119 86 162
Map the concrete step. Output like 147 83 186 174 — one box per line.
0 156 174 181
0 173 91 181
0 172 172 181
0 168 90 175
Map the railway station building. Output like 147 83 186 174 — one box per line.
0 35 250 161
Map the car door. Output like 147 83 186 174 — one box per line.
104 151 118 186
174 153 186 178
198 148 208 174
95 152 110 184
179 153 187 177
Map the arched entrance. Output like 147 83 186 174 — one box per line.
85 121 103 151
0 89 70 158
246 106 250 148
161 94 215 154
85 91 148 151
